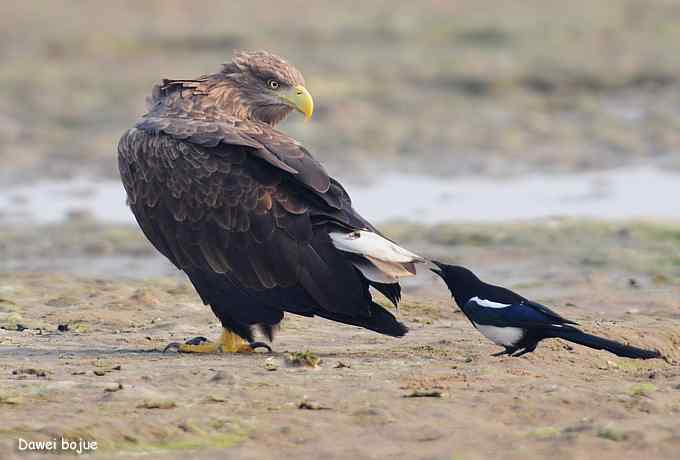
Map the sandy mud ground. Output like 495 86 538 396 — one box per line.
1 220 679 460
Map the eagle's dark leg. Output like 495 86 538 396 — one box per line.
164 329 271 353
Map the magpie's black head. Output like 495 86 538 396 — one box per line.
431 261 483 306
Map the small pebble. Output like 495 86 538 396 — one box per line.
298 400 330 410
137 398 176 409
104 383 123 392
264 358 278 371
12 368 47 378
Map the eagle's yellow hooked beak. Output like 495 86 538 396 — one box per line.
281 85 314 120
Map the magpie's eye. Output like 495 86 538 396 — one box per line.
267 79 280 90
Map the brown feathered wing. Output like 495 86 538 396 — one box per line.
118 116 418 338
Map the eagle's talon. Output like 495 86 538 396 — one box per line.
162 330 271 354
163 336 210 353
185 336 209 346
249 341 273 353
163 342 182 353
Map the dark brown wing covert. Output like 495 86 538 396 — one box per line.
118 121 376 320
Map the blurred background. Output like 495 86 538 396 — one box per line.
0 0 678 284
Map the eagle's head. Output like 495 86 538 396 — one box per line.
220 50 313 126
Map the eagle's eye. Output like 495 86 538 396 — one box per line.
267 79 280 90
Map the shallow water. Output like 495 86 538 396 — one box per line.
1 167 678 225
354 167 680 222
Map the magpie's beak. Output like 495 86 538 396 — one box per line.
430 260 446 276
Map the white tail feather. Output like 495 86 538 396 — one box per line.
351 258 398 284
329 231 424 282
366 256 417 277
329 231 424 263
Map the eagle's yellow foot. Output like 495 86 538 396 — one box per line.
163 329 272 353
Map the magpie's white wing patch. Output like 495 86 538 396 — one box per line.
475 323 524 347
469 296 512 309
329 230 424 283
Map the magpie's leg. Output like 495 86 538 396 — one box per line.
512 343 537 357
491 347 517 357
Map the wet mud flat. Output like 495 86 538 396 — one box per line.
2 167 680 226
1 219 679 459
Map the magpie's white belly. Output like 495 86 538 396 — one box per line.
475 324 524 347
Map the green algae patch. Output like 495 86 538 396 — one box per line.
627 383 657 397
0 391 24 405
596 426 629 442
527 426 561 439
286 351 321 368
114 432 247 454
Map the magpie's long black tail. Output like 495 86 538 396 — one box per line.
550 329 661 359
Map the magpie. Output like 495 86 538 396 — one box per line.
431 262 661 359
